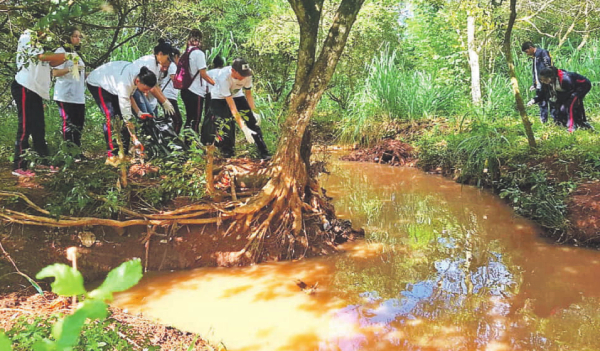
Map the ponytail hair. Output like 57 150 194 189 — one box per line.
138 66 157 87
154 38 173 56
212 55 224 69
188 29 202 47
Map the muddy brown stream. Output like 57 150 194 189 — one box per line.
113 161 600 350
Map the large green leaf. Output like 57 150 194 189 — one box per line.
0 332 12 351
36 264 86 296
88 259 142 301
32 339 56 351
52 300 108 348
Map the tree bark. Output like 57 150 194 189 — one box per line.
503 0 536 148
467 15 482 105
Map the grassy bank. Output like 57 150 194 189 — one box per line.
399 115 600 244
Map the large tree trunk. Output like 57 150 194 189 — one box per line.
503 0 536 148
222 0 367 261
467 14 482 105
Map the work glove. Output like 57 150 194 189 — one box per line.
526 99 536 107
241 124 256 144
162 100 175 115
137 110 153 120
254 110 262 126
132 138 144 152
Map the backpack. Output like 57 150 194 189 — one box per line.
172 46 201 90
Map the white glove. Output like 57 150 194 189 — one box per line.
254 111 261 126
71 61 80 81
529 85 536 91
241 124 256 144
162 100 175 115
526 99 536 107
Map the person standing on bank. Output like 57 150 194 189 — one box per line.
200 55 224 146
86 63 157 164
522 42 554 123
159 48 183 134
180 29 215 137
207 58 270 160
528 66 593 132
53 27 86 158
12 29 71 177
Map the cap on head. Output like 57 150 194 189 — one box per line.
232 58 252 77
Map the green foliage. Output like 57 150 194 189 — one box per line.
498 167 573 232
339 45 463 144
36 264 86 296
1 259 143 350
3 313 160 351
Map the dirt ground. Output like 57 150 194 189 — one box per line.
340 139 416 166
0 291 213 350
566 181 600 245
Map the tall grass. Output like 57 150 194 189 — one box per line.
339 45 464 144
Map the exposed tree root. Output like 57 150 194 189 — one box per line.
0 156 359 265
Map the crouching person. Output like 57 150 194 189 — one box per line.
528 66 593 132
86 63 156 164
205 58 270 160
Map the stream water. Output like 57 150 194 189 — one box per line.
113 160 600 350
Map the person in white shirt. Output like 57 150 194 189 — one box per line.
159 48 182 134
180 29 215 138
200 55 224 145
86 63 157 162
52 27 86 155
131 40 175 118
207 58 269 160
12 29 71 177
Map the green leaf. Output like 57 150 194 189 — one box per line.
0 332 12 351
32 339 56 351
88 259 142 301
36 264 86 296
53 300 108 347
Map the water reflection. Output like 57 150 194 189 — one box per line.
113 160 600 350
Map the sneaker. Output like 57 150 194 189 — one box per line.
259 154 272 161
12 169 35 177
74 154 88 163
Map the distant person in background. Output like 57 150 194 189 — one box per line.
159 48 183 134
12 29 70 177
53 27 86 159
522 42 554 123
180 29 215 138
131 39 175 118
529 66 593 132
206 58 270 160
201 55 224 146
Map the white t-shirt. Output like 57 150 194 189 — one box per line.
86 61 139 121
53 47 86 104
206 67 221 96
132 55 164 108
160 62 178 100
187 46 208 96
15 30 52 100
211 66 252 100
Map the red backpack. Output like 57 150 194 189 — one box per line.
172 46 200 90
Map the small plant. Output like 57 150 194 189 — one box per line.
0 259 143 350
